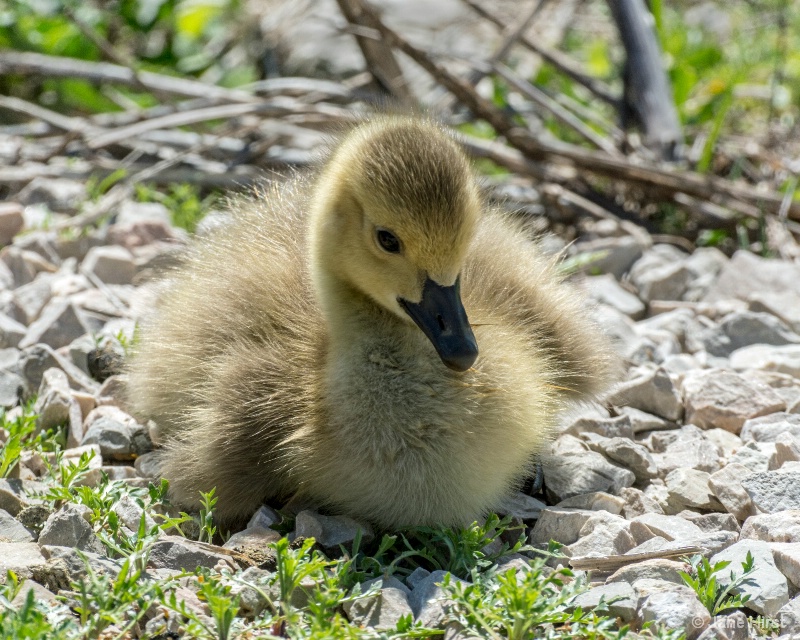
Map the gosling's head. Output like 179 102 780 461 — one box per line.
310 118 481 372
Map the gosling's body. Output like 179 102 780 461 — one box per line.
128 118 614 530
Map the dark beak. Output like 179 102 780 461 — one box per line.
398 276 478 372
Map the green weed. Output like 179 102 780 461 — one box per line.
679 552 756 615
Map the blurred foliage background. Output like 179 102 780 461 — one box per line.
1 0 798 240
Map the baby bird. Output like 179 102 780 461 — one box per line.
127 116 615 530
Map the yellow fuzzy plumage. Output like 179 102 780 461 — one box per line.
127 116 616 530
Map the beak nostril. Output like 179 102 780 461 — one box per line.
437 315 446 331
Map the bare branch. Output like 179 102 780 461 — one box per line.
460 0 620 107
0 51 257 103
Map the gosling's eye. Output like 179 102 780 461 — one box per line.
376 228 401 254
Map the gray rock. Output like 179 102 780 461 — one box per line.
636 582 710 639
728 441 772 472
38 503 105 554
18 178 86 212
711 540 789 616
682 369 785 433
563 414 633 439
708 463 755 522
408 570 465 628
630 330 683 366
618 407 675 433
627 531 737 557
686 532 741 556
0 542 47 580
116 201 172 225
104 465 138 481
19 343 98 395
741 413 800 443
9 579 57 609
108 203 180 251
68 334 96 375
19 299 92 350
704 250 800 303
229 566 271 618
591 304 640 358
555 491 625 515
573 235 645 278
661 353 700 377
112 493 157 533
529 508 596 545
550 433 590 455
620 487 665 519
39 545 122 587
593 437 658 482
406 567 431 590
343 576 414 630
703 428 743 458
630 247 693 302
33 368 71 433
696 610 749 640
12 274 54 325
0 369 22 407
133 451 161 478
96 374 128 406
81 406 152 460
15 504 50 533
721 311 800 353
607 558 688 585
149 536 234 571
0 508 33 542
0 314 26 349
683 248 728 301
693 312 799 360
566 513 636 557
294 510 374 549
652 426 724 476
247 505 281 530
731 344 800 378
771 543 800 590
665 468 724 512
584 274 645 319
777 595 800 635
773 432 800 469
607 368 683 422
0 478 27 515
642 482 671 513
749 290 800 334
540 450 635 501
571 581 637 621
222 526 281 558
1 246 46 287
678 511 740 534
495 491 545 520
81 246 136 285
741 471 800 513
741 511 800 542
0 203 24 246
630 512 704 543
635 305 695 339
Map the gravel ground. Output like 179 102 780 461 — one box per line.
2 178 800 638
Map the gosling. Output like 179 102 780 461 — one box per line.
127 116 615 530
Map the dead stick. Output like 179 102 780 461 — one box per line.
0 51 257 103
493 62 621 156
334 0 413 103
358 2 800 218
460 0 619 107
